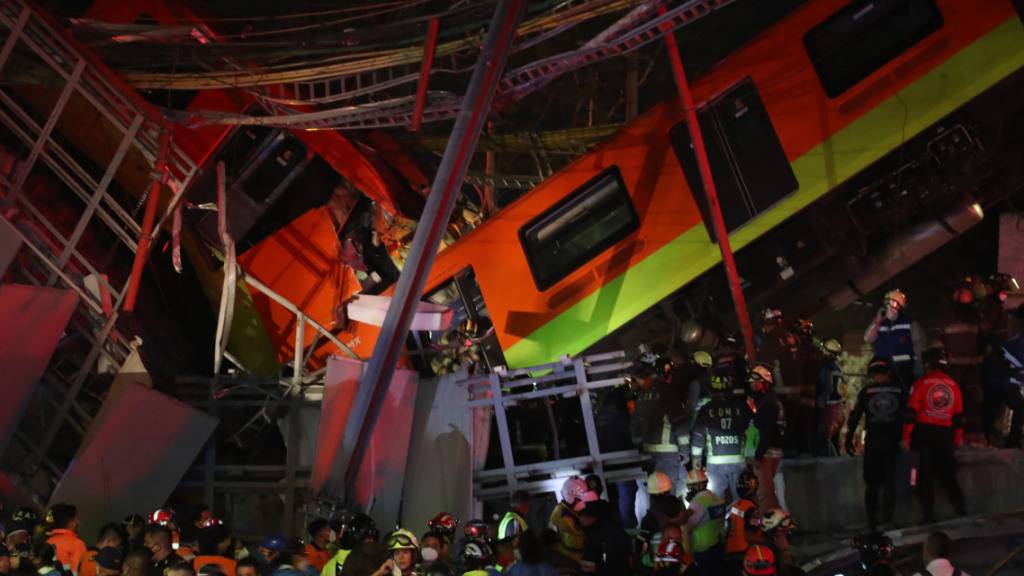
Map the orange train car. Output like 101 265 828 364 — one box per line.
239 0 1024 370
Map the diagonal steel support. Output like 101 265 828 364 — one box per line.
0 5 30 75
5 58 86 206
331 0 527 504
50 114 144 282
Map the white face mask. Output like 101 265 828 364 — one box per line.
420 548 439 563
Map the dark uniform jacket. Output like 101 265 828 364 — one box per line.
691 396 754 465
846 380 906 448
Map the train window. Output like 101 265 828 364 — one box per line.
804 0 943 98
670 78 798 243
518 166 639 291
419 268 506 372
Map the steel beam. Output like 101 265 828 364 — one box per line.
336 0 526 504
5 58 86 206
123 129 171 312
50 114 144 281
411 17 440 133
661 14 757 360
0 6 30 76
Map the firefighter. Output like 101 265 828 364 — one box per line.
903 348 967 524
864 289 916 388
845 358 906 530
690 372 755 502
724 468 761 575
757 308 805 454
815 339 846 457
984 334 1024 447
931 278 986 439
497 491 529 545
684 351 714 429
548 477 591 561
748 363 786 511
632 350 687 495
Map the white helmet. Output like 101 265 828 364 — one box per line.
762 508 795 531
560 476 588 506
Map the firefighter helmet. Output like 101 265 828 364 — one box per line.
793 318 814 336
762 509 795 531
743 545 776 575
749 363 774 386
385 529 419 551
463 519 489 543
656 537 685 564
737 467 759 500
693 350 713 369
150 509 174 526
428 512 458 539
560 477 589 506
884 289 907 310
823 338 842 356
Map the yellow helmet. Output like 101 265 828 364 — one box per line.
823 339 842 356
693 350 713 368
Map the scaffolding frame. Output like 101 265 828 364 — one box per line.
461 350 648 502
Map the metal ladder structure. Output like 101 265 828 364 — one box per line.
0 0 198 499
460 350 648 502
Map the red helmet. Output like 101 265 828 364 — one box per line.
743 545 776 575
428 512 458 538
656 537 685 564
463 519 489 543
151 509 173 526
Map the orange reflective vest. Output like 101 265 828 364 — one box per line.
725 499 758 554
47 529 88 576
193 556 236 576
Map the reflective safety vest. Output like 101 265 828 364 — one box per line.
193 556 236 576
725 499 758 554
643 415 679 454
874 313 914 365
548 503 583 561
687 490 726 553
321 549 350 576
498 511 527 541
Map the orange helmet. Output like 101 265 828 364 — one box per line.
884 289 907 310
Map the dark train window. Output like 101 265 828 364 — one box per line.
519 167 639 291
804 0 943 98
669 78 798 243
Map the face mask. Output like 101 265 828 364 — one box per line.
420 548 438 563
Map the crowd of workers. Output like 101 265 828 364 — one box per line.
1 277 1017 576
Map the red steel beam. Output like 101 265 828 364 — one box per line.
411 17 441 133
661 15 757 361
123 129 171 312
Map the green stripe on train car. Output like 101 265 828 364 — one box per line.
504 16 1024 369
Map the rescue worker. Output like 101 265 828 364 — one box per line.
384 530 419 576
903 348 967 524
931 278 986 438
45 503 87 576
761 510 795 569
846 357 906 529
632 350 687 495
303 520 331 573
80 523 124 576
640 472 688 535
547 477 590 561
795 319 825 455
193 524 236 576
690 372 755 501
320 513 378 576
685 351 714 426
757 308 805 453
578 500 630 575
653 535 692 575
815 339 846 457
725 467 761 574
683 469 726 576
427 513 458 548
497 491 530 545
748 364 786 511
985 334 1024 447
865 289 916 388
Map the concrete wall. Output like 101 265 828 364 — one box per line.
782 449 1024 531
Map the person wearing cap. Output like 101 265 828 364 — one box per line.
81 524 125 576
903 348 967 524
743 544 776 576
577 500 629 575
846 357 906 529
865 289 917 388
123 515 145 551
46 503 88 576
144 524 185 576
690 369 755 502
94 547 124 576
814 339 846 457
303 520 331 573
